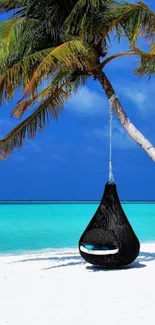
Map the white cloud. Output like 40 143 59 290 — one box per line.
121 86 148 116
66 86 107 116
118 79 155 119
92 120 136 150
123 88 147 105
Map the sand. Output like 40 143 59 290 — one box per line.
0 243 155 325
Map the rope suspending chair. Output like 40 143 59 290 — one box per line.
79 95 140 268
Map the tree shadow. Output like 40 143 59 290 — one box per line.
42 256 146 271
43 260 84 270
86 260 146 272
10 254 85 269
86 251 155 272
11 254 81 264
10 250 155 271
137 251 155 263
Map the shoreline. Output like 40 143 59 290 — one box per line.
0 242 155 266
0 241 155 258
0 246 78 257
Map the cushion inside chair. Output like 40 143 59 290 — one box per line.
80 244 119 255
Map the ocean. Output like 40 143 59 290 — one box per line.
0 202 155 255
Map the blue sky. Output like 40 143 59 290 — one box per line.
0 0 155 201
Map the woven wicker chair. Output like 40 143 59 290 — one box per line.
79 182 140 268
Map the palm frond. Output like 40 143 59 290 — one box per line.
0 0 81 48
65 0 111 45
23 40 96 98
100 1 155 45
12 67 89 118
0 77 83 158
0 16 51 71
0 88 68 158
0 48 52 104
0 0 24 12
65 0 107 27
133 46 155 77
0 18 24 63
0 17 41 69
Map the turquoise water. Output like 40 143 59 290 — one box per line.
0 202 155 254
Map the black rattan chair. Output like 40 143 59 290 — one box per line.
79 182 140 268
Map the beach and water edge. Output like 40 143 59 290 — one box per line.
0 202 155 325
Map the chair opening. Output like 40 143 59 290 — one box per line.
80 244 119 256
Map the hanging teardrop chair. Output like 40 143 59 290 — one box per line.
79 95 140 268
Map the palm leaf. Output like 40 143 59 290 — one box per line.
0 0 24 12
23 40 96 98
0 16 48 71
0 66 89 158
65 0 108 28
65 0 111 45
0 86 70 158
133 46 155 77
12 67 89 118
0 18 24 61
0 48 52 103
0 18 39 69
100 1 155 45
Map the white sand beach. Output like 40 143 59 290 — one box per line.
0 243 155 325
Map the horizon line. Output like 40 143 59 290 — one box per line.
0 200 155 203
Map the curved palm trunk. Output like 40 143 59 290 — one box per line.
95 70 155 162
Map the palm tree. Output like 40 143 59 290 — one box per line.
0 0 155 160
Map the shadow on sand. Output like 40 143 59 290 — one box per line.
10 250 155 271
11 254 84 269
12 254 81 264
86 251 155 272
138 251 155 263
86 260 146 272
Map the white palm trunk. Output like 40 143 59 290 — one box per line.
96 71 155 162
